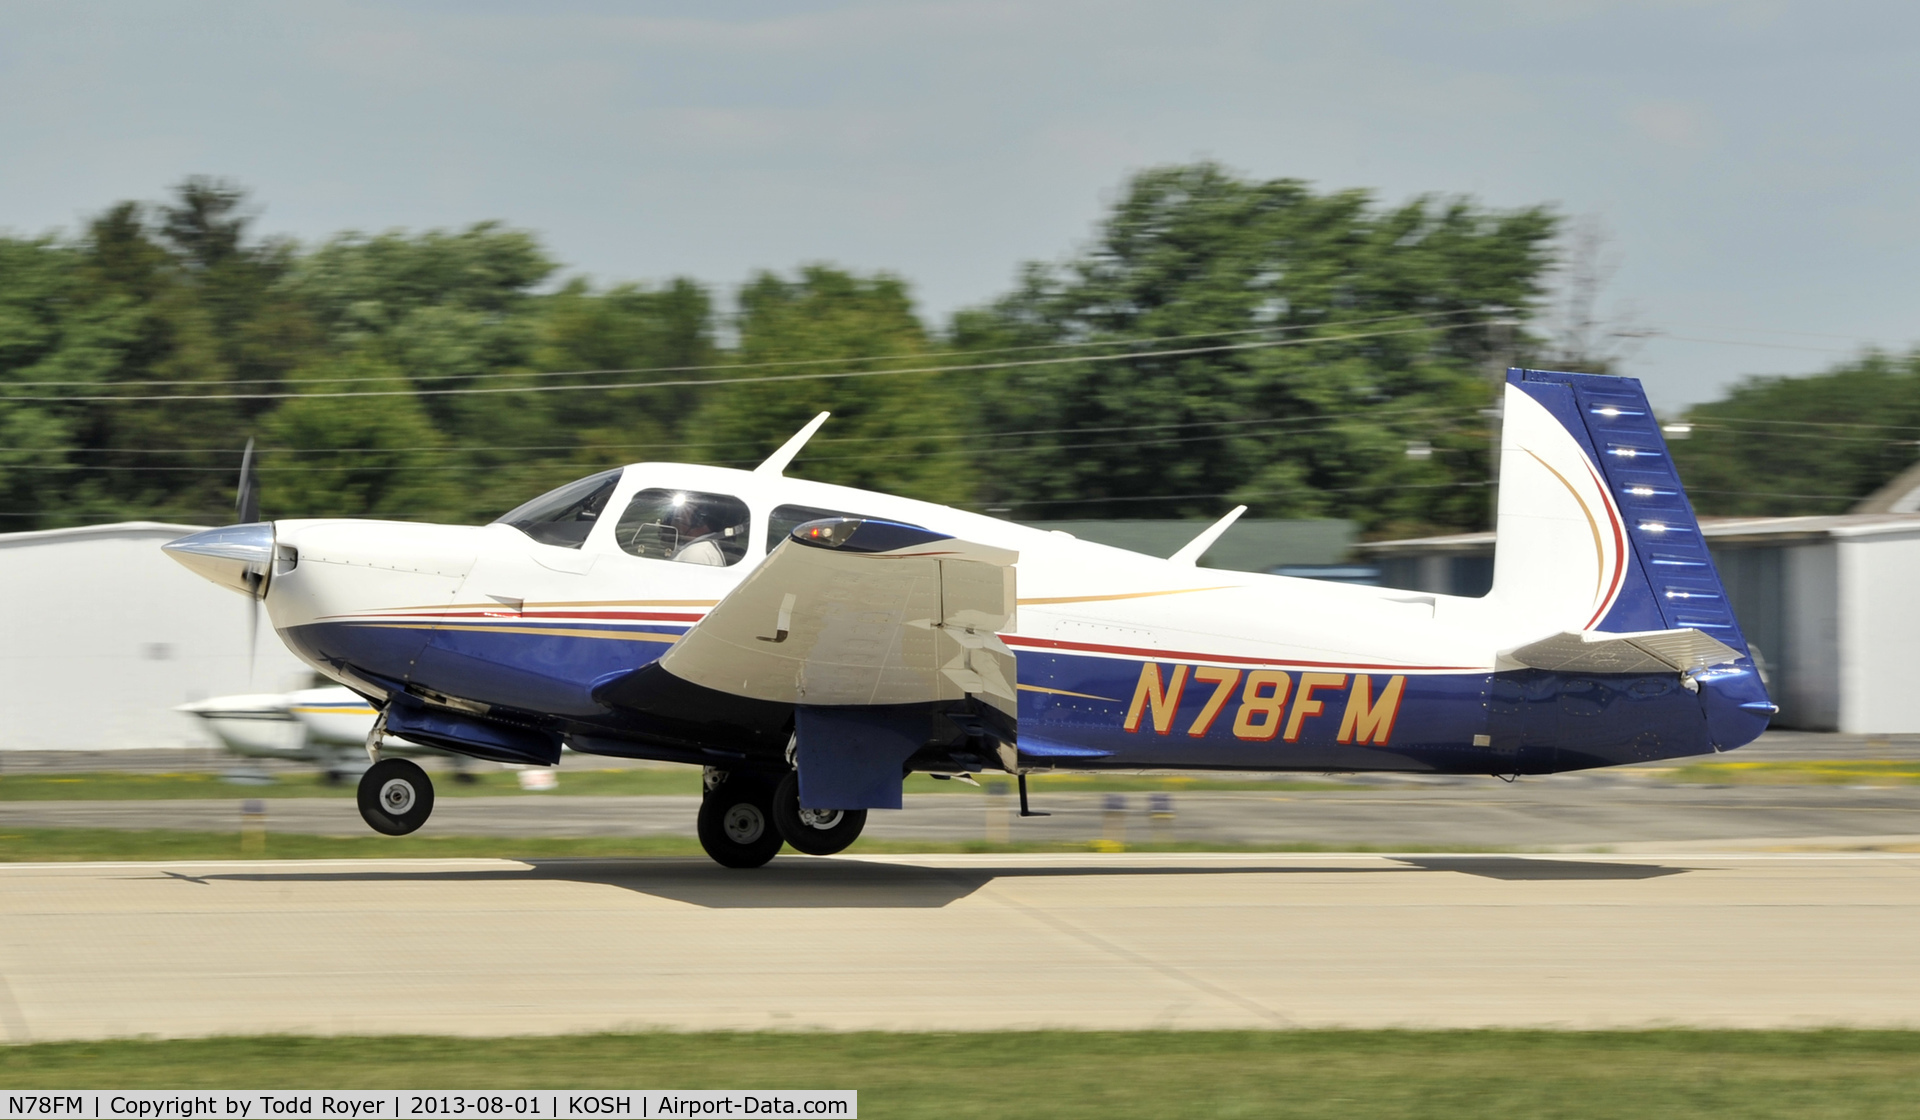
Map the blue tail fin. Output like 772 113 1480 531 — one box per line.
1503 368 1773 750
1506 368 1747 651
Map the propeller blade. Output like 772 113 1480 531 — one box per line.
237 438 261 683
236 437 260 524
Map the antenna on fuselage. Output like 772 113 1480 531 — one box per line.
1168 505 1247 566
754 411 831 476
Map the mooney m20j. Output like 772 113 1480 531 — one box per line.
165 369 1774 867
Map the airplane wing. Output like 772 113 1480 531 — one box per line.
1505 628 1742 675
658 517 1019 716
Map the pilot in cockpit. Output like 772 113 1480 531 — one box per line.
668 500 729 566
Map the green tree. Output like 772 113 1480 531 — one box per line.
289 222 560 520
1671 351 1920 516
531 275 716 474
692 266 974 505
259 354 463 521
953 163 1556 536
0 236 99 526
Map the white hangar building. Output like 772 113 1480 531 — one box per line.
0 522 312 753
1360 512 1920 734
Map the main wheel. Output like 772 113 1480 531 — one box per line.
696 772 784 869
357 758 435 835
771 771 867 856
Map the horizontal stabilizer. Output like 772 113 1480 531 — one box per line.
1505 628 1742 675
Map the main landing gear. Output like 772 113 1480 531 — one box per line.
358 757 435 835
697 769 782 868
697 767 868 868
770 771 867 856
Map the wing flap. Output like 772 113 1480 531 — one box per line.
659 518 1018 715
1506 627 1742 674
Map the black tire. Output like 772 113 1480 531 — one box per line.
696 772 784 869
771 770 867 856
357 758 435 835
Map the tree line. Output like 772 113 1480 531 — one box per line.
0 163 1904 539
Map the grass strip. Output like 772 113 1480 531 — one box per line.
1664 759 1920 786
0 770 1360 802
0 769 699 801
4 1030 1920 1117
0 827 1510 862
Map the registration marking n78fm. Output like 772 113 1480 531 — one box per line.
1122 662 1407 744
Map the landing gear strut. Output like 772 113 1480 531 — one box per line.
696 768 784 869
357 757 435 835
771 771 866 855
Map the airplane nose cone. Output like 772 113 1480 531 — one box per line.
163 523 275 598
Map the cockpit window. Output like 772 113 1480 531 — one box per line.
492 469 621 549
616 489 752 566
767 503 865 552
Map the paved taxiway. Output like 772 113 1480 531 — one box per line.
2 852 1918 1041
10 782 1920 850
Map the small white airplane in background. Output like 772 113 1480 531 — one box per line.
177 686 458 783
164 368 1776 868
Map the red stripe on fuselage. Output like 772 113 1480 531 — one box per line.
1002 634 1480 673
320 609 706 624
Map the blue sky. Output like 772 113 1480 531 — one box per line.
2 1 1915 410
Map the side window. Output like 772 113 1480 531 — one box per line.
767 503 865 552
615 489 752 566
492 469 621 549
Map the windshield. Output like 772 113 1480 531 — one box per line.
492 469 622 549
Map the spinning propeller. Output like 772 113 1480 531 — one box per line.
160 440 275 684
236 438 262 681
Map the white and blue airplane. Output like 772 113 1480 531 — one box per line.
163 369 1775 867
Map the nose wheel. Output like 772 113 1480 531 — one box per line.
357 758 435 835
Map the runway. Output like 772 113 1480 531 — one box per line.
2 851 1918 1041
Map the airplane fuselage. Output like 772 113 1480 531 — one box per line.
260 461 1764 780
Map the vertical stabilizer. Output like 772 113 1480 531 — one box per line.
1491 369 1746 651
1490 369 1773 752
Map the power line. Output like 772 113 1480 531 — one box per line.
2 410 1484 473
1685 416 1920 434
7 404 1466 458
1647 332 1853 355
0 321 1494 404
0 484 1882 525
966 479 1495 509
34 402 1920 460
0 309 1497 391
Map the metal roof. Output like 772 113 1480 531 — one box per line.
1358 512 1920 556
0 521 207 550
1020 518 1355 569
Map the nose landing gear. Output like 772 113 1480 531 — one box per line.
357 757 435 835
